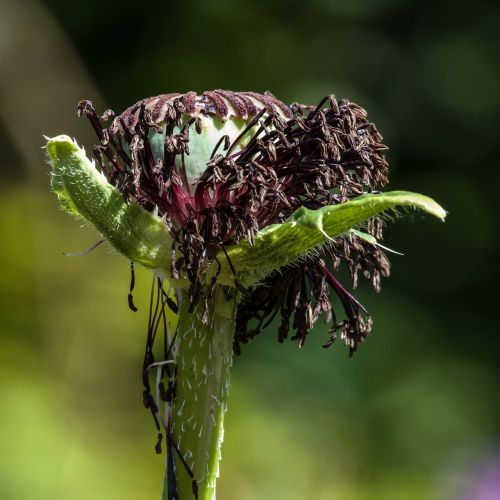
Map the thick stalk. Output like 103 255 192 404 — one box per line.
165 286 237 500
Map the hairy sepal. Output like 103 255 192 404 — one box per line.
46 135 172 271
219 191 446 286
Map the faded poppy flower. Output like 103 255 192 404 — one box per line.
46 89 445 500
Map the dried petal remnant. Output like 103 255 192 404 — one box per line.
79 90 391 354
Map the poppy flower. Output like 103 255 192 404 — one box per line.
46 90 445 500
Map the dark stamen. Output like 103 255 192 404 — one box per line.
63 239 104 257
82 90 389 359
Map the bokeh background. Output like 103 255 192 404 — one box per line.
1 1 499 499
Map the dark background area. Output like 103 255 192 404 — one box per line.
1 1 499 498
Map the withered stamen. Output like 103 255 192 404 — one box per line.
80 90 390 355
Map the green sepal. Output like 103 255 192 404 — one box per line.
46 135 172 271
46 135 446 290
218 191 446 286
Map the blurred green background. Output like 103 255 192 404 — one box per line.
1 1 499 499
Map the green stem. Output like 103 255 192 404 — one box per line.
165 287 237 500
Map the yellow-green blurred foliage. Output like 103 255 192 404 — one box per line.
1 1 499 499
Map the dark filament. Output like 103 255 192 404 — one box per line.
142 277 198 499
128 261 138 312
80 90 390 354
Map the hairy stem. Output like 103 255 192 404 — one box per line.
165 287 237 500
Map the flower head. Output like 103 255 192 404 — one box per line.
46 90 445 500
76 90 396 354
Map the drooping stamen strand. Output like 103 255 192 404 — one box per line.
128 261 138 312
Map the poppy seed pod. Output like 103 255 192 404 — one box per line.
46 89 445 500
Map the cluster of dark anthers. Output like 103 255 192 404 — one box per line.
78 89 390 355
